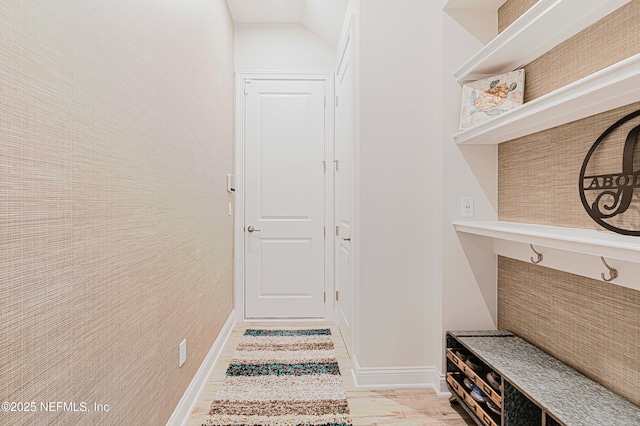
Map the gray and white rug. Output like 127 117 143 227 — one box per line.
204 328 352 426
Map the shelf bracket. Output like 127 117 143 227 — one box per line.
600 257 618 282
530 244 543 264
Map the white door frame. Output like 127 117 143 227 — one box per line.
234 72 335 321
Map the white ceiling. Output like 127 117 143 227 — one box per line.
443 0 507 43
226 0 349 47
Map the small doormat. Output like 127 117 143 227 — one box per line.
204 328 352 426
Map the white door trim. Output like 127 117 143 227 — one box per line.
335 15 357 358
234 72 335 321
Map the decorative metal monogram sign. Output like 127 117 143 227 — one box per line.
580 109 640 236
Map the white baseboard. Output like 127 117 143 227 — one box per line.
167 310 236 426
351 354 442 391
437 373 451 397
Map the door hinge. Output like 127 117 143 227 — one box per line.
322 160 326 173
335 291 339 301
336 95 339 107
335 225 339 236
244 80 252 95
333 159 339 172
324 227 326 238
324 292 326 303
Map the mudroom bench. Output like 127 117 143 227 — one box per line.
446 330 640 426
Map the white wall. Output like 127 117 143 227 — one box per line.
235 23 335 71
303 0 349 48
440 11 498 373
342 0 499 388
443 0 503 43
353 0 441 375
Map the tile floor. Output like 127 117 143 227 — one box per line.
187 322 475 426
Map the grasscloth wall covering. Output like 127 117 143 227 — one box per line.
498 0 640 407
523 0 640 103
498 257 640 406
498 0 640 103
499 101 640 228
497 0 538 33
0 1 234 425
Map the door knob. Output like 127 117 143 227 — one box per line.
342 237 351 241
247 225 261 233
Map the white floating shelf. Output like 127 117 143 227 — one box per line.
454 0 631 84
453 220 640 264
453 53 640 145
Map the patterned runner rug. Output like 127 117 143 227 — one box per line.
204 327 352 426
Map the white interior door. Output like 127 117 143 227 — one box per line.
244 78 327 318
335 37 354 354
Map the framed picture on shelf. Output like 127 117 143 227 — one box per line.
459 69 525 130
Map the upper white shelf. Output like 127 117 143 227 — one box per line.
453 220 640 263
453 0 631 84
453 53 640 145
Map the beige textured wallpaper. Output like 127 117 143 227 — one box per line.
497 0 538 33
0 1 234 425
498 0 640 102
498 257 640 406
499 101 640 228
523 0 640 102
497 0 640 409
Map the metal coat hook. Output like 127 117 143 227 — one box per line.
600 257 618 282
530 244 543 264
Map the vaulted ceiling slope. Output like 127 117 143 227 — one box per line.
227 0 348 47
443 0 508 42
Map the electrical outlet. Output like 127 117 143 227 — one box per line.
179 339 187 367
462 197 474 218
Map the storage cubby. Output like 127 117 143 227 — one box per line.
446 348 502 408
447 371 500 426
545 414 562 426
446 331 640 426
502 381 541 426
